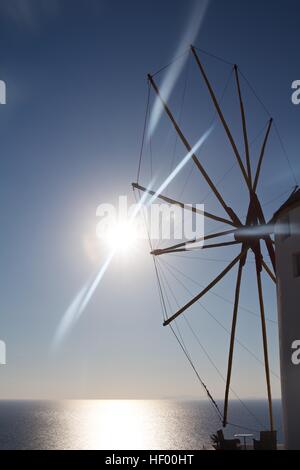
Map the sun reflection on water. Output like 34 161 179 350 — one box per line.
80 400 157 450
0 400 282 449
65 400 217 450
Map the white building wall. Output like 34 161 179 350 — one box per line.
275 203 300 449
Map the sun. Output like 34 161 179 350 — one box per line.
99 219 140 254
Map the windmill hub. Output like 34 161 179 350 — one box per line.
234 224 273 243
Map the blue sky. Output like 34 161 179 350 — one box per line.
0 0 299 415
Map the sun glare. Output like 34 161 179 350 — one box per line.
100 219 140 254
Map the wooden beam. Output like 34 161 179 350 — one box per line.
132 182 237 227
253 119 273 192
153 240 241 256
234 65 252 188
262 260 276 284
147 74 242 227
151 228 236 256
163 250 247 326
190 46 251 191
223 250 247 427
223 196 257 427
256 257 274 431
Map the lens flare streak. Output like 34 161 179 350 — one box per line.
52 187 152 348
147 126 213 206
148 0 210 138
53 126 213 348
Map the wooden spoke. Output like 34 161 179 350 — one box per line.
264 238 276 272
234 65 252 187
190 46 251 191
153 240 241 256
223 249 248 427
132 182 237 226
151 228 237 256
262 260 276 284
163 250 247 326
255 256 274 431
253 119 273 192
147 74 242 227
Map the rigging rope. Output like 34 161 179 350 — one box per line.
273 122 298 187
238 68 298 187
198 119 272 206
167 53 191 189
158 258 279 379
151 48 190 78
193 45 234 67
165 252 273 267
155 260 224 422
178 66 235 200
157 259 267 431
159 256 277 325
137 81 151 184
145 46 298 193
133 188 168 324
261 186 296 207
154 55 191 252
132 191 225 422
170 323 224 422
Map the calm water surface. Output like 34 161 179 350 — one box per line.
0 400 282 450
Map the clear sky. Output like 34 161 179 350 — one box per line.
0 0 299 406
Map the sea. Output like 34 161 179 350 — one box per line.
0 399 283 450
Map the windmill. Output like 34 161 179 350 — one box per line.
132 45 299 449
